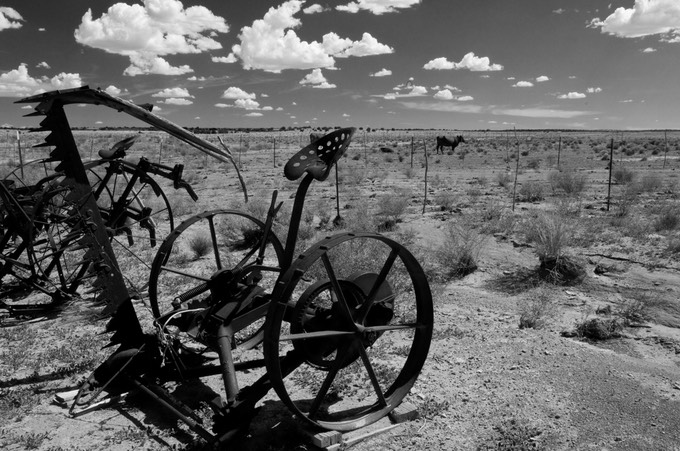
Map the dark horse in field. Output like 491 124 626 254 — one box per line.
435 135 465 154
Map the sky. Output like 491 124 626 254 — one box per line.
0 0 679 130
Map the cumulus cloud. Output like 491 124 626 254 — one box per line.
642 47 657 52
0 7 23 31
587 86 602 93
152 87 193 98
375 84 427 99
513 81 534 87
74 0 229 76
104 85 122 96
162 97 193 105
458 95 474 101
492 107 592 118
212 54 237 63
423 52 503 71
370 68 392 77
231 1 393 72
336 0 421 15
434 89 454 100
0 63 83 97
222 87 256 99
300 68 336 88
589 0 680 41
244 112 263 117
558 92 587 99
536 75 550 82
303 4 326 14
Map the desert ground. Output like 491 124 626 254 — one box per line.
2 128 680 450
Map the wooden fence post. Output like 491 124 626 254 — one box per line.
607 138 614 211
511 131 520 212
422 140 428 215
17 131 24 179
663 130 668 169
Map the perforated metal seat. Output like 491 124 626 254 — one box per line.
284 128 355 181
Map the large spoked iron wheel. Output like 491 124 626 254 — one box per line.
263 232 433 431
148 210 284 349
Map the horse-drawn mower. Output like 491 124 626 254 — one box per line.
3 86 434 447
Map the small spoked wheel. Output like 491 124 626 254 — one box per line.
264 232 433 431
148 210 284 348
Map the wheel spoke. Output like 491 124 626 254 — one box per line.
321 253 355 327
279 329 355 341
357 342 388 408
307 356 343 420
208 215 221 270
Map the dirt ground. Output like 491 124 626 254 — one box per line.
2 129 680 450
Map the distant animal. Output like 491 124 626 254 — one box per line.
435 135 465 154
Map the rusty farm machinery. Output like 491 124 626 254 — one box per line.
2 86 434 447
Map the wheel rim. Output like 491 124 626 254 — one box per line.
148 209 284 348
87 163 175 295
264 232 433 431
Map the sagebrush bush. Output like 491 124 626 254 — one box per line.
653 204 680 232
188 232 212 258
518 286 558 329
377 188 411 230
518 181 544 202
496 171 513 187
612 166 636 184
436 220 485 278
548 169 587 196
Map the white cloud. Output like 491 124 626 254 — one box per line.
36 62 51 69
326 32 393 57
370 68 392 77
74 0 228 76
513 81 534 87
236 98 261 109
232 1 392 72
162 97 193 105
303 4 326 14
444 84 460 91
0 63 83 97
212 54 238 63
342 113 350 117
536 75 550 82
104 85 122 96
400 101 483 114
642 47 657 52
586 86 602 93
222 87 256 99
152 87 193 98
557 92 587 99
553 8 566 14
244 112 263 117
336 0 420 15
423 52 503 71
589 0 680 41
434 89 454 100
507 76 516 80
0 7 23 31
458 95 474 101
299 68 336 88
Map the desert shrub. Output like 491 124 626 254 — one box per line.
435 220 485 279
434 191 456 212
466 187 482 199
612 166 636 184
518 181 544 202
653 204 680 232
243 196 270 221
403 166 416 179
344 198 378 232
526 157 540 169
479 418 542 451
618 295 657 325
376 188 411 230
640 174 663 193
665 237 680 255
188 232 212 258
548 169 587 196
574 317 623 340
523 212 584 283
518 286 558 329
496 171 513 187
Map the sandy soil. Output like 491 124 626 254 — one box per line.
2 130 680 450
